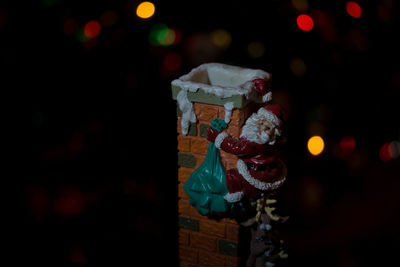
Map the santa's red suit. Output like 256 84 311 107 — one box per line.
208 103 287 203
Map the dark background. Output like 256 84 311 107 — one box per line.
3 0 400 266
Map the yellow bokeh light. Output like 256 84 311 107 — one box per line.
136 1 155 19
211 29 232 49
307 136 325 156
247 41 265 58
291 0 309 12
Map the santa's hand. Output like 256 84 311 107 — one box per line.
252 78 266 94
207 127 219 142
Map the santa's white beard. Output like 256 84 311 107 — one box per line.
240 114 275 145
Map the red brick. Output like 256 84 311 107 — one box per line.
179 229 190 246
225 255 240 267
190 232 217 252
178 198 203 219
179 246 198 264
178 182 188 199
226 223 240 242
178 135 191 152
178 167 193 183
191 137 210 155
199 219 226 238
219 107 241 127
226 125 241 139
194 103 219 121
193 154 206 168
221 157 237 171
199 250 226 267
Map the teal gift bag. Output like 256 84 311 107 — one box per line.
183 119 229 216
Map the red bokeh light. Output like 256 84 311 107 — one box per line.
297 14 314 31
53 186 85 216
84 20 101 38
379 142 391 162
64 18 79 35
340 136 356 154
163 52 182 72
346 1 362 18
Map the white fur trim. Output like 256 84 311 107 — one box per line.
262 92 272 103
215 132 229 149
257 107 280 127
236 159 286 191
224 102 234 124
224 191 244 203
177 90 197 135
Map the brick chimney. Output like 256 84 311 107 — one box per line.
172 63 271 267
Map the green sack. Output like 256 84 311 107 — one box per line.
183 119 229 216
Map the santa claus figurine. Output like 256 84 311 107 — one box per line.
207 103 287 203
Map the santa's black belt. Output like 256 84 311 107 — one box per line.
246 163 267 171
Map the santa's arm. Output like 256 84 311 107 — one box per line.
208 128 263 156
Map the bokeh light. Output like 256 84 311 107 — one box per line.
100 10 119 27
380 141 400 162
136 1 155 19
291 0 309 12
64 18 79 35
340 136 356 154
307 136 325 156
53 186 85 216
211 29 232 49
149 24 180 46
389 141 400 159
379 142 392 162
163 52 182 72
84 20 101 38
290 57 306 77
247 41 265 58
346 1 362 18
297 14 314 31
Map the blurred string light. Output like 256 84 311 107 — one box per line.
346 1 362 18
339 136 356 154
289 57 306 77
211 29 232 49
136 1 155 19
149 24 182 46
312 9 338 43
379 141 400 162
163 52 182 72
64 18 79 35
307 136 325 156
291 0 309 12
297 14 314 31
247 41 265 58
84 20 101 38
100 10 119 27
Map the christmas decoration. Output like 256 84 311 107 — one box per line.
173 63 288 266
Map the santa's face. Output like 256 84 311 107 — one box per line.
256 119 276 138
240 113 280 145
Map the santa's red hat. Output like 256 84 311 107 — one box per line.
257 103 286 127
252 78 272 103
